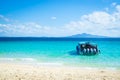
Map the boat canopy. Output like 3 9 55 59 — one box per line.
78 42 96 45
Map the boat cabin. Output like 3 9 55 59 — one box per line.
76 42 100 55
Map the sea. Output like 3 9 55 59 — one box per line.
0 37 120 68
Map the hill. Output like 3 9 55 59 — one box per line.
68 33 107 38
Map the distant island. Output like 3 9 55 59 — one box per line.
0 33 109 38
67 33 108 38
0 33 120 41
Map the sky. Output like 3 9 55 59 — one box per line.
0 0 120 37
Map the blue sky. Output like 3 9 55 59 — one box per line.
0 0 120 37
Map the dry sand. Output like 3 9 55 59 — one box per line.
0 63 120 80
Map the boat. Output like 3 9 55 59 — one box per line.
76 42 100 55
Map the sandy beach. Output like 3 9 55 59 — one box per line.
0 63 120 80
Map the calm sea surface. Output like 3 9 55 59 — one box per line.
0 38 120 68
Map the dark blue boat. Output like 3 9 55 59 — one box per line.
76 42 100 55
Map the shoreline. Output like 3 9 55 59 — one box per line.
0 57 120 70
0 61 119 70
0 62 120 80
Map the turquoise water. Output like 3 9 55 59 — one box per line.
0 39 120 68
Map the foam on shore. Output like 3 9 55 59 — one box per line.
0 58 35 61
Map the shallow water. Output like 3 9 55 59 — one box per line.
0 38 120 68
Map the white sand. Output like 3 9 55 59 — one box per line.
0 63 120 80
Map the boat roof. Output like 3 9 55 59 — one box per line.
78 42 86 44
78 42 97 45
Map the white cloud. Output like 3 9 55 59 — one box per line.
0 15 10 22
0 4 120 37
0 22 62 37
62 4 120 37
105 8 109 12
81 11 115 25
116 5 120 12
112 2 117 6
51 16 56 20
